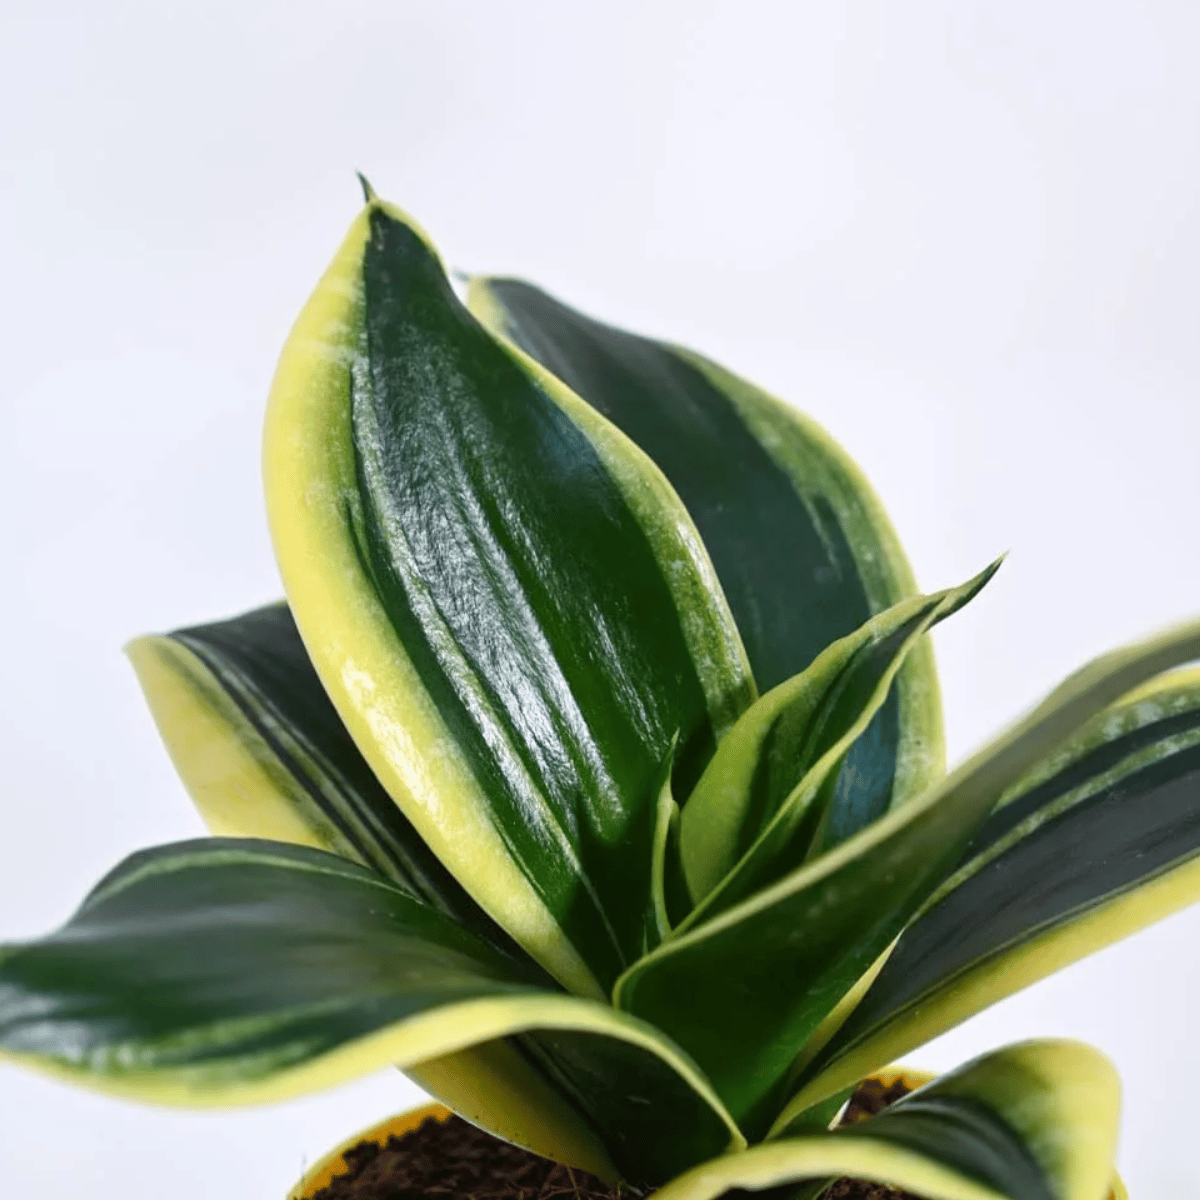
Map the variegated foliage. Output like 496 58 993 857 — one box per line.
4 188 1197 1199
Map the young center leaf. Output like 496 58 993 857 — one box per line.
615 614 1200 1132
264 199 756 999
678 563 999 915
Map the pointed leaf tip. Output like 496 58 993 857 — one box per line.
356 172 377 204
264 201 755 997
969 553 1005 596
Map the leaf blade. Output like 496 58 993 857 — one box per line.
790 668 1200 1111
470 277 945 837
264 201 754 996
615 615 1200 1129
0 838 742 1185
652 1041 1119 1200
130 605 599 1160
128 604 508 943
679 563 999 913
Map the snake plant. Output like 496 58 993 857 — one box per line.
3 185 1198 1200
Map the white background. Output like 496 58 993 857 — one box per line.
2 2 1199 1195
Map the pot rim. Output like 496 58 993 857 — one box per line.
288 1075 1128 1200
289 1100 451 1199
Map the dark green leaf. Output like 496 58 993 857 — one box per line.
653 1042 1119 1200
0 839 742 1185
132 605 618 1165
679 564 999 917
470 277 945 863
615 616 1200 1131
793 669 1200 1110
265 201 754 997
131 603 517 952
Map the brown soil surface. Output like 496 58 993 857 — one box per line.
308 1114 623 1200
822 1076 925 1199
309 1079 923 1200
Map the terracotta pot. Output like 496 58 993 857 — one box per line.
288 1085 1128 1200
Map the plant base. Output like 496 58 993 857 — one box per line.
301 1081 924 1200
306 1112 620 1200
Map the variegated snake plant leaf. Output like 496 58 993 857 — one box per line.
4 186 1196 1199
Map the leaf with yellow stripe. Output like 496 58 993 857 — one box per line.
652 1041 1120 1200
0 839 743 1187
469 277 945 869
265 198 755 999
615 614 1200 1133
785 667 1200 1119
129 601 701 1171
678 563 999 917
128 603 506 942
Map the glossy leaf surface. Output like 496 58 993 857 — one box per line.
656 1042 1118 1200
679 564 998 915
616 616 1200 1129
470 277 945 855
791 668 1200 1111
0 839 742 1185
265 201 754 998
130 605 611 1162
128 604 511 946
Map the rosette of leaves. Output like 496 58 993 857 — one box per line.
3 185 1199 1200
